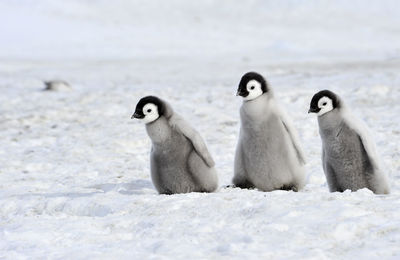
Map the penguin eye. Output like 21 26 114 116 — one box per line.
322 102 327 106
250 86 255 90
147 109 152 113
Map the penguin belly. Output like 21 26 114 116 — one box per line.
323 128 371 192
150 131 196 194
242 116 299 191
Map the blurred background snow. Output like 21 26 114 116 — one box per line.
1 0 400 61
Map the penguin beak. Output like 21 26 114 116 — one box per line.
131 112 144 119
236 89 247 97
308 107 319 114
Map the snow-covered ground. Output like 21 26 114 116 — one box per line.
1 1 400 259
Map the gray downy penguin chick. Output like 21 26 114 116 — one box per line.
308 90 390 194
233 72 306 191
132 96 218 194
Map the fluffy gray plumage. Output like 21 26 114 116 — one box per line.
311 90 390 194
134 97 218 194
233 80 306 191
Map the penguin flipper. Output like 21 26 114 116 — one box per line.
280 113 306 165
341 112 390 194
169 114 215 167
233 142 254 189
187 151 218 192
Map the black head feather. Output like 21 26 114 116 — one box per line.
237 72 268 97
308 90 340 113
132 96 164 119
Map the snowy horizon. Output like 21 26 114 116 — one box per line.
1 0 400 62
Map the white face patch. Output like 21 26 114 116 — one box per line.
243 80 263 101
142 103 159 124
317 96 333 116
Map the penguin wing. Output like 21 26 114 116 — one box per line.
341 109 390 194
341 110 381 171
277 106 306 165
169 114 215 168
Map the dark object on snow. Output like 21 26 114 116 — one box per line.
43 80 72 91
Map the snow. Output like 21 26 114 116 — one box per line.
1 1 400 259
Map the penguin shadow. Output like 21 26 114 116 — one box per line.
88 179 155 195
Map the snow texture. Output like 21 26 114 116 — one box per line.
1 1 400 259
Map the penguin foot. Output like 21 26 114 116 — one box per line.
280 184 298 192
223 184 236 189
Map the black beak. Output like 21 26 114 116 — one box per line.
131 112 144 119
236 89 247 97
308 107 319 114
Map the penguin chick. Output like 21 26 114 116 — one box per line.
233 72 306 192
132 96 218 194
309 90 390 194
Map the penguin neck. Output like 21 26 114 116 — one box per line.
145 116 172 144
317 109 344 137
241 93 271 120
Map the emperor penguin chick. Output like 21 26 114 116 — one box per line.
309 90 390 194
132 96 218 194
233 72 306 191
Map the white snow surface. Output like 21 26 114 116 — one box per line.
1 1 400 259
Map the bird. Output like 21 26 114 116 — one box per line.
308 89 390 194
132 96 218 194
233 72 306 192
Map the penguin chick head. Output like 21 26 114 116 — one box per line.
237 72 268 101
308 90 341 116
132 96 164 124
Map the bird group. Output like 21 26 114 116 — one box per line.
131 72 390 195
